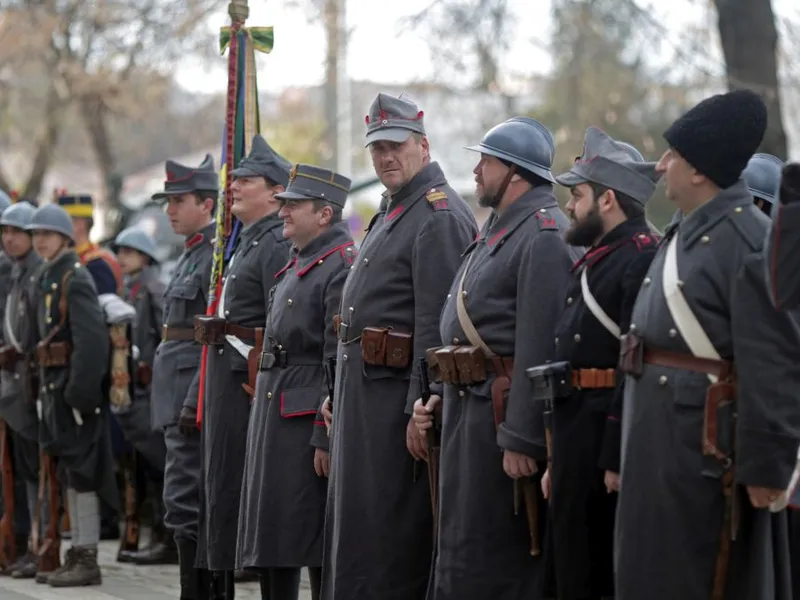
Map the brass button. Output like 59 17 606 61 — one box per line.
287 299 293 306
277 344 283 350
453 337 459 344
574 334 581 343
677 280 684 288
51 282 57 290
659 375 667 385
447 294 452 299
231 274 237 280
701 235 710 244
555 337 559 345
349 307 354 313
95 407 101 414
458 390 465 397
629 324 637 332
363 258 369 264
318 259 323 265
734 207 743 213
669 328 677 338
224 310 230 316
643 277 651 286
253 241 259 246
49 383 55 390
267 392 272 399
218 348 223 355
342 354 348 361
46 317 52 324
461 291 467 298
566 297 573 305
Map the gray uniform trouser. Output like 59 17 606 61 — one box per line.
163 424 201 542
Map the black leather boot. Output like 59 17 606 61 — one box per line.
177 537 200 600
122 483 178 565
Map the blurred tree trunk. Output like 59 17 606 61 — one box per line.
714 0 787 158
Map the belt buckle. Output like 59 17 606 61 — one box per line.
258 352 276 371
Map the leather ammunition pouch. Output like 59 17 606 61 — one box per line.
426 345 513 387
194 316 226 346
361 327 412 369
36 342 71 368
136 362 153 387
618 332 644 378
0 346 21 372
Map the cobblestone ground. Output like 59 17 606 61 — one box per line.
0 534 312 600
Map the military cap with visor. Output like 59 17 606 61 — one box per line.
152 153 219 201
0 201 36 231
275 164 352 208
26 204 75 241
230 134 293 187
466 116 556 183
556 127 660 205
364 93 426 147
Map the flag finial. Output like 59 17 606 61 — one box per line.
228 0 249 24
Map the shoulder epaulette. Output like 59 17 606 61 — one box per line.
728 204 766 252
534 209 558 231
632 232 659 252
425 188 450 211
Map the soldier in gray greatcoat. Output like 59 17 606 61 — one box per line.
149 155 218 599
321 93 478 600
112 226 178 566
413 117 578 599
27 204 117 587
194 135 291 599
0 201 43 578
742 153 783 217
616 89 800 600
764 163 800 310
238 164 354 600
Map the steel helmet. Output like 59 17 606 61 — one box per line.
466 116 556 183
0 201 36 231
25 204 75 241
0 190 11 215
742 153 783 207
114 226 159 262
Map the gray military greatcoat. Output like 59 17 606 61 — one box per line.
238 221 353 570
151 222 214 541
323 162 477 600
0 250 42 442
617 181 800 600
197 212 289 571
113 265 166 471
433 187 576 600
35 251 118 508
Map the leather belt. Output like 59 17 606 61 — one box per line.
224 323 257 344
161 325 196 342
571 368 616 389
644 347 733 380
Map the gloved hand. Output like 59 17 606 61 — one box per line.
178 406 198 436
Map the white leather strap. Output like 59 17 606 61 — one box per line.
456 252 495 357
662 234 720 384
664 233 799 510
580 268 621 339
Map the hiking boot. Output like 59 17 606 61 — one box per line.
10 553 38 579
36 547 75 584
47 547 101 587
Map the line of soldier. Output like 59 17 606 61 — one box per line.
1 86 799 600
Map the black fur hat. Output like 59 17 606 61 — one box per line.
664 89 767 189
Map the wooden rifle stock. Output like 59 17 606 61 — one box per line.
36 452 61 574
0 419 16 569
119 453 140 554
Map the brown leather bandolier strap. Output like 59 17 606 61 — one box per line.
36 342 71 368
571 368 616 389
162 325 196 342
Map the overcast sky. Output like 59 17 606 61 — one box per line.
175 0 797 93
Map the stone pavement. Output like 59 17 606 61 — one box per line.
0 536 313 600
